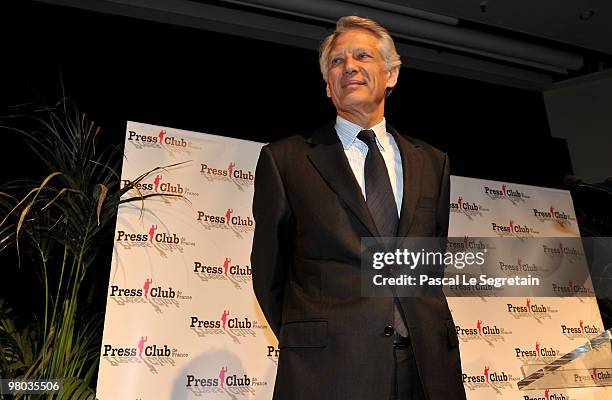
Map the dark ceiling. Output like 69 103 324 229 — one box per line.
400 0 612 54
33 0 612 91
32 0 612 91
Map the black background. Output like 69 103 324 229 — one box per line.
1 1 573 320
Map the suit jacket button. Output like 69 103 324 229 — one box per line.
384 326 394 336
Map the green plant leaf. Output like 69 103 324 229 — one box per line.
1 98 189 399
2 172 62 228
40 188 82 211
57 376 96 400
95 184 108 226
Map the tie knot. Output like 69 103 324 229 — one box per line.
357 129 377 145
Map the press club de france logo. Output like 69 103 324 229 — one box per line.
484 183 530 205
514 340 560 365
185 365 268 397
560 320 600 341
506 298 558 324
498 256 549 280
121 173 199 199
108 278 192 313
462 365 519 393
455 319 512 346
196 208 255 238
551 280 594 296
532 206 575 227
101 335 188 374
200 160 254 191
523 388 576 400
541 241 584 264
491 219 539 238
193 258 252 289
449 195 489 219
447 236 494 252
189 309 267 344
115 222 196 256
126 128 201 156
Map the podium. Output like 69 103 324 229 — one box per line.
518 328 612 390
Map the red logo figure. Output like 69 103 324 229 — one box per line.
463 235 469 249
223 257 231 276
159 129 166 143
225 208 233 225
484 366 489 383
550 206 555 217
138 336 147 357
477 320 482 335
517 258 522 269
221 310 230 330
559 242 564 255
526 298 531 313
502 184 507 195
544 388 550 400
457 195 463 208
535 341 540 356
509 220 514 232
143 278 153 298
154 175 162 192
228 162 235 177
219 366 228 388
149 224 157 243
580 320 584 333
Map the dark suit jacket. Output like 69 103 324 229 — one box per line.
251 121 466 400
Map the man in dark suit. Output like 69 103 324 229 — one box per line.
251 16 466 400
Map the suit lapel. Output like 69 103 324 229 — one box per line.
307 124 380 238
388 124 422 238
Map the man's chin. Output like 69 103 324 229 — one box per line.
337 95 370 108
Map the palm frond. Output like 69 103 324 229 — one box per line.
1 97 186 397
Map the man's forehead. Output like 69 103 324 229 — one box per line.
329 30 381 55
329 46 373 56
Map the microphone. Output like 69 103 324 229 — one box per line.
563 175 582 186
563 175 612 197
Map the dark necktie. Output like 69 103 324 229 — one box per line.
357 129 408 337
357 129 399 237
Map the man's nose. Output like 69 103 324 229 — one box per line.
343 56 357 75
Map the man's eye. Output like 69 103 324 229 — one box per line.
331 58 343 65
358 53 371 59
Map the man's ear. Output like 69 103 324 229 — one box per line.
325 81 331 98
386 66 399 89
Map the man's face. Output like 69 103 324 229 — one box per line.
325 28 398 113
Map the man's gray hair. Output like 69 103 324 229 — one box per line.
319 16 402 81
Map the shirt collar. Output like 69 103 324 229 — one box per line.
335 115 388 150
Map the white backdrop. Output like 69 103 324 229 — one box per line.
96 122 275 399
448 175 610 400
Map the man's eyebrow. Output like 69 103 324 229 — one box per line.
329 47 370 57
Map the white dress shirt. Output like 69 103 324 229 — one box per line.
334 115 404 217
